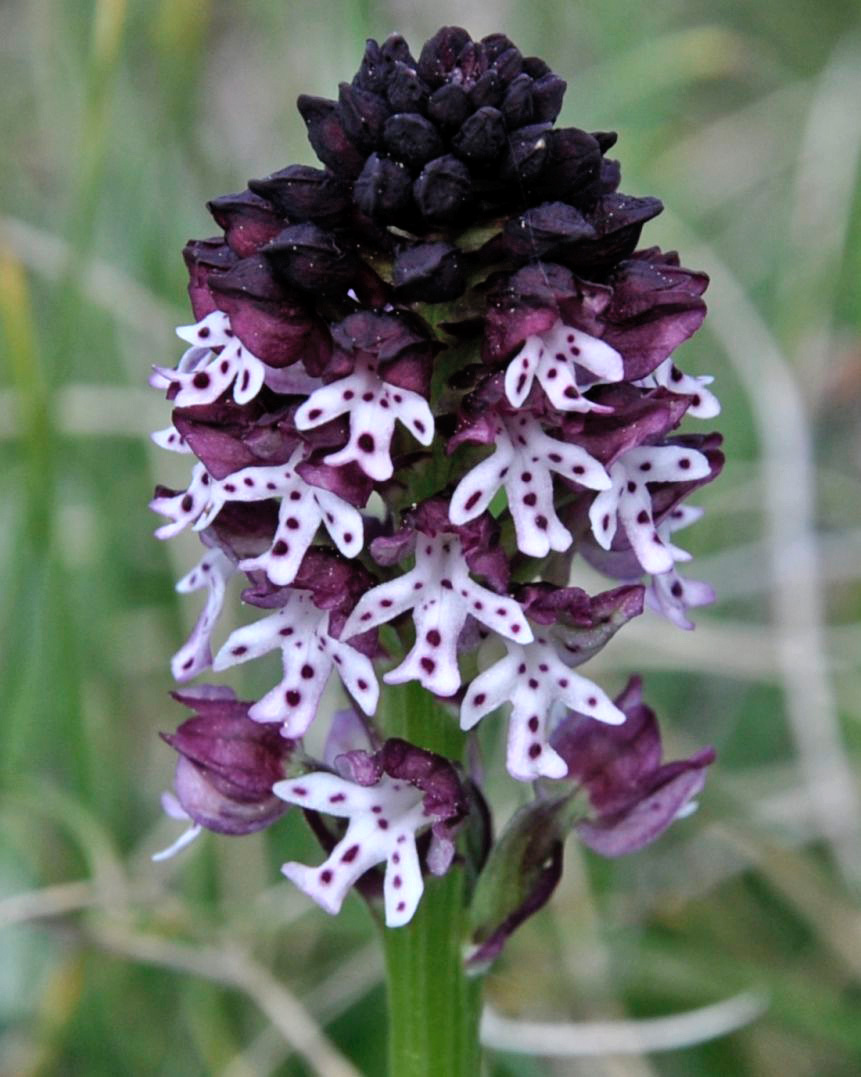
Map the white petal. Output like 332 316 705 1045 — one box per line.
384 833 423 927
171 550 235 681
460 654 520 729
504 336 541 407
623 445 711 484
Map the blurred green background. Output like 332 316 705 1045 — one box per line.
2 1 861 1074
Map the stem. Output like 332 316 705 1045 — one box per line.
378 682 484 1076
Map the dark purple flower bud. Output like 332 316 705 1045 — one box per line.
501 72 535 128
502 202 596 260
467 795 569 972
353 34 415 94
353 153 414 221
386 61 430 113
468 69 502 109
264 223 360 295
501 123 551 184
207 190 284 258
567 193 664 275
413 155 473 223
427 82 470 129
551 677 715 857
392 241 466 303
531 72 567 123
297 95 365 178
536 128 603 203
208 254 331 369
601 249 709 379
183 238 238 321
172 399 296 479
161 692 294 836
337 82 390 150
383 112 443 167
417 26 473 86
452 106 507 163
248 166 349 229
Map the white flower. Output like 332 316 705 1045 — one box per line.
647 506 715 629
170 548 236 682
213 591 379 738
274 771 428 927
341 533 533 697
151 311 267 408
461 633 624 781
295 355 434 481
588 444 711 574
634 358 720 419
150 448 363 585
505 319 623 413
449 413 610 558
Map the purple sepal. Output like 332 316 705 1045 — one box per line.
369 527 417 566
183 238 239 321
467 795 569 972
172 400 298 480
204 501 279 561
207 190 284 258
289 548 382 656
380 738 468 869
331 310 437 382
601 248 709 379
295 456 374 507
551 676 715 857
483 262 610 363
566 193 664 275
559 386 691 467
264 222 361 295
249 165 350 229
161 692 294 836
209 255 332 369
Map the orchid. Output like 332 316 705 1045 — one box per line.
149 26 723 1075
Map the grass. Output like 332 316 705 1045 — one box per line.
1 1 860 1073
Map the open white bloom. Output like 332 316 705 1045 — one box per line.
274 771 428 927
151 310 267 408
295 355 434 481
505 319 624 413
633 358 720 420
647 506 715 629
449 413 610 558
461 633 625 781
150 449 363 584
170 548 236 682
214 591 379 737
588 444 711 574
341 532 533 697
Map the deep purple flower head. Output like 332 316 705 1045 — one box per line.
161 689 294 836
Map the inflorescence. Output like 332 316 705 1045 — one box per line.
150 27 720 955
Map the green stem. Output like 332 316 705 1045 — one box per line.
378 682 484 1077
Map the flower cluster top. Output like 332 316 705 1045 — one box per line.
151 28 720 950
